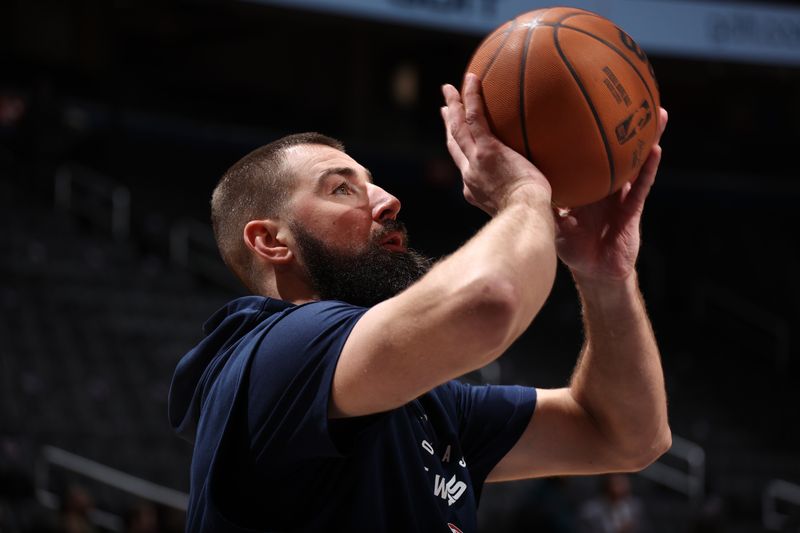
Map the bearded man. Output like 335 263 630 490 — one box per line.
169 74 671 532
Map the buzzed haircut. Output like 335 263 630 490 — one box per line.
211 132 345 290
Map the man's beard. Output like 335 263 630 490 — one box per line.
290 219 432 308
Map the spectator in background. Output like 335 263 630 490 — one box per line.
154 505 186 533
59 485 94 533
689 488 726 533
124 501 158 533
0 91 26 133
578 474 648 533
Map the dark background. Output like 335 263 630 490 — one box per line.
1 0 799 532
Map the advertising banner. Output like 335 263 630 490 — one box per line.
252 0 800 66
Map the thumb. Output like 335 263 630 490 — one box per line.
554 211 579 236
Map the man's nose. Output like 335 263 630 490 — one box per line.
369 184 401 221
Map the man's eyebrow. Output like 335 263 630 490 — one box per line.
316 166 374 186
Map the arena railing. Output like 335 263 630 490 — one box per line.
54 165 131 241
638 434 706 504
763 479 800 531
34 438 705 529
35 445 189 532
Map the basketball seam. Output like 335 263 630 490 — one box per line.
558 24 657 113
519 21 537 162
533 22 657 111
552 25 617 195
480 18 518 80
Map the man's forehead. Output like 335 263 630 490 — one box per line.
283 144 365 180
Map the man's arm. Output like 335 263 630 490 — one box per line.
488 109 672 480
330 74 557 418
487 275 669 479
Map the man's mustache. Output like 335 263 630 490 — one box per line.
372 219 409 248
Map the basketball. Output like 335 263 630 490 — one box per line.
465 7 661 207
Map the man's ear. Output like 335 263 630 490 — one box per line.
243 219 293 265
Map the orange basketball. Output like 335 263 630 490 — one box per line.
465 7 660 207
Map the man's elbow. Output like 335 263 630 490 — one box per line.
466 267 554 352
619 423 673 472
464 275 520 352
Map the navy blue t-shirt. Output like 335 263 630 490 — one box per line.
168 296 537 533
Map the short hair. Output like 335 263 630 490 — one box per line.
210 132 345 290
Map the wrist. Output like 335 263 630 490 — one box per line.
501 181 552 211
573 271 639 307
573 271 650 340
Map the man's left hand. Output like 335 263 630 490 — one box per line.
555 108 668 282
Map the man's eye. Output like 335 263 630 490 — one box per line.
333 183 350 195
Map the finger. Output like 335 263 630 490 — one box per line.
442 82 463 110
462 184 485 212
442 83 477 159
617 181 634 205
656 107 668 144
442 106 469 172
462 184 475 205
441 106 469 173
552 206 574 230
461 73 495 146
553 210 579 237
624 144 662 210
626 106 667 190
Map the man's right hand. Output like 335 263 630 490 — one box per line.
441 73 552 216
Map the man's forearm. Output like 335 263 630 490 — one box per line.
461 186 557 338
569 273 670 466
418 185 557 348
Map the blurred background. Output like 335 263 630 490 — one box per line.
1 0 799 531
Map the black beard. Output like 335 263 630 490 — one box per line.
290 220 432 308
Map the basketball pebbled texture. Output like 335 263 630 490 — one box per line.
466 7 661 207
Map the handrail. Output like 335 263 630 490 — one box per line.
36 445 189 513
36 489 125 532
54 165 131 241
53 164 240 291
763 479 800 530
638 434 705 504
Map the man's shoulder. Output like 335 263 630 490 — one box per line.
244 299 368 384
249 299 367 343
231 299 365 348
285 299 368 321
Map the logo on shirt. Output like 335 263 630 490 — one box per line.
447 523 463 533
434 474 467 507
420 439 468 507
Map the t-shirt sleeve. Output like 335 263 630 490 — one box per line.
449 381 537 486
245 301 368 467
